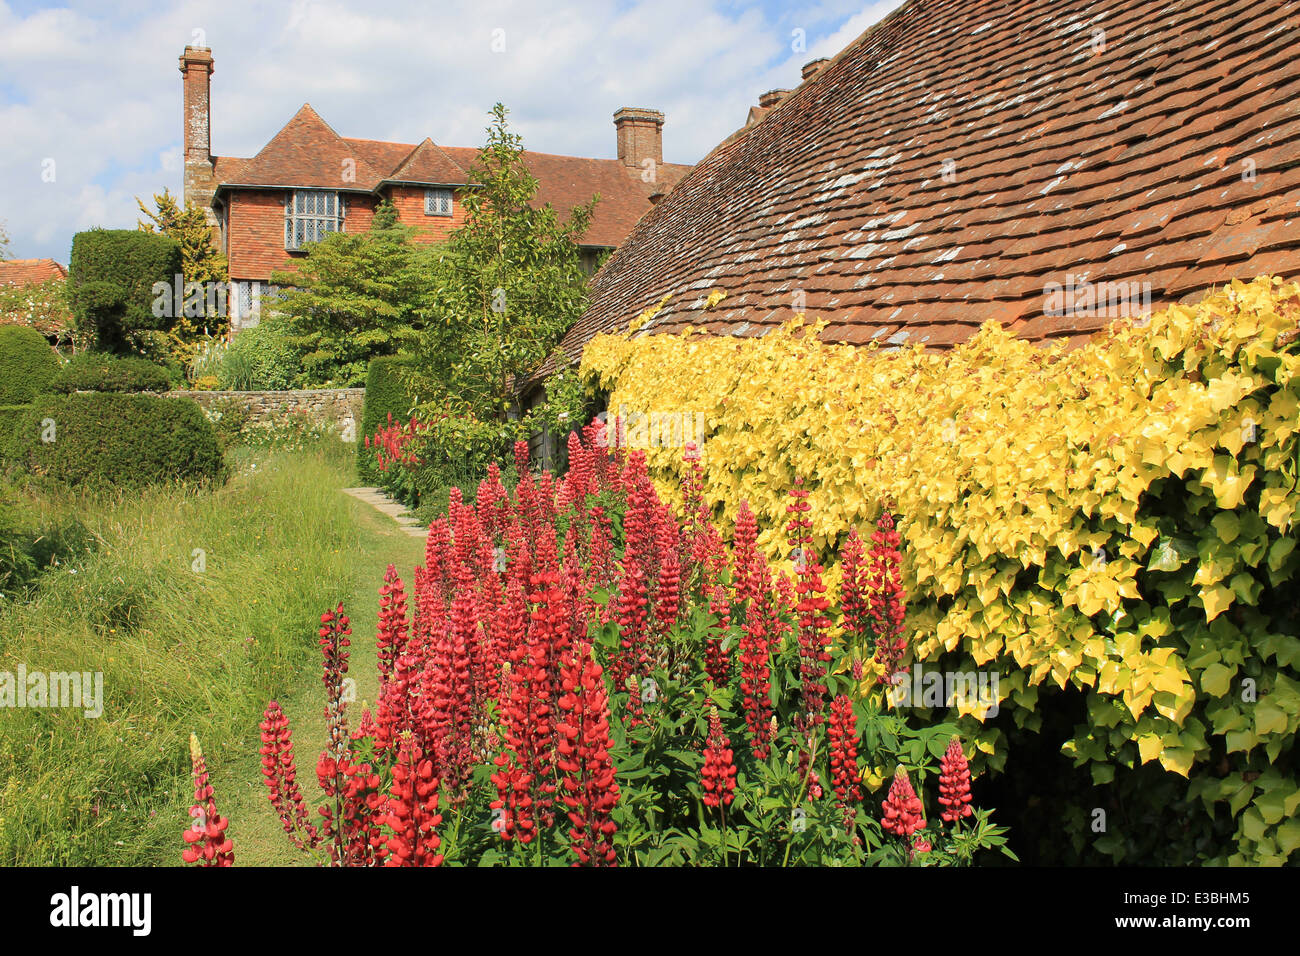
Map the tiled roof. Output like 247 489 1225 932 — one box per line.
554 0 1300 367
0 259 67 286
228 104 385 191
213 108 691 248
387 138 468 186
441 146 691 248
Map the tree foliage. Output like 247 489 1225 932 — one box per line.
136 188 228 342
272 201 432 387
414 102 595 421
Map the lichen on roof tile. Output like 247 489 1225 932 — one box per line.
548 0 1300 376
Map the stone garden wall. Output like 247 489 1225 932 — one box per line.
168 388 365 430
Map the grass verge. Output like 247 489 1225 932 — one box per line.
0 440 421 866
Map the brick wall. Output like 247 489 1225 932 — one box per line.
226 191 381 281
384 185 468 243
170 388 365 431
226 186 471 281
227 189 295 281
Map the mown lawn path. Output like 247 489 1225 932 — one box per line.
212 484 426 866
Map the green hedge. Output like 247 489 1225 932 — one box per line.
0 404 30 458
0 326 59 404
49 352 171 393
8 393 226 487
68 229 182 353
358 355 416 482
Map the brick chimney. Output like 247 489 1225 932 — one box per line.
179 45 218 226
614 107 664 171
802 58 830 81
759 89 791 109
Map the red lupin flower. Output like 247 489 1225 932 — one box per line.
827 694 862 837
372 734 444 867
938 736 975 823
259 701 321 850
701 706 737 808
880 767 926 838
182 734 233 866
866 510 908 687
556 644 621 866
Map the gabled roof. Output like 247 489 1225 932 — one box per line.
554 0 1300 366
225 104 386 191
0 259 67 286
212 109 692 248
386 138 468 186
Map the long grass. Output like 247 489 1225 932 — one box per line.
0 440 406 866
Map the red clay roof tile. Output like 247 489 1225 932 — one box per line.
551 0 1300 372
213 109 692 250
0 259 67 286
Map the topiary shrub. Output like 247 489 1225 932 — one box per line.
8 393 226 487
48 352 171 393
68 229 182 353
0 325 59 404
0 404 30 459
358 355 416 482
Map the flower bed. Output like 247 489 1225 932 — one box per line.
191 431 1012 866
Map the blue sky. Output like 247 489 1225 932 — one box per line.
0 0 903 262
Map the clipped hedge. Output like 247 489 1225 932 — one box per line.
0 404 30 458
582 275 1300 866
68 229 182 352
358 355 416 482
0 325 59 404
49 351 171 393
8 393 226 487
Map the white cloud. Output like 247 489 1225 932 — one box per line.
0 0 903 262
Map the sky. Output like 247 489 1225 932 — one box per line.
0 0 904 263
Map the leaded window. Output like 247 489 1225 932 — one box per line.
286 190 344 250
424 188 453 217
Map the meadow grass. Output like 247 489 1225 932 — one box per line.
0 440 423 866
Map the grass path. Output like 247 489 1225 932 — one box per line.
211 479 425 866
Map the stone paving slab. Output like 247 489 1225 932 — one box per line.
342 487 427 538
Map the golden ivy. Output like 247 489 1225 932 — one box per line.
582 276 1300 865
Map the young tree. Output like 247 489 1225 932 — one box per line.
272 200 433 386
415 103 596 421
136 189 228 340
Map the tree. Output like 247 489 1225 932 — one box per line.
0 219 11 259
136 188 228 340
414 103 596 421
271 200 433 386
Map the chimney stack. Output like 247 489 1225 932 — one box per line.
758 89 791 109
802 58 830 81
179 45 218 226
614 107 664 172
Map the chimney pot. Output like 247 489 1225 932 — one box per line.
802 57 830 80
614 107 664 170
